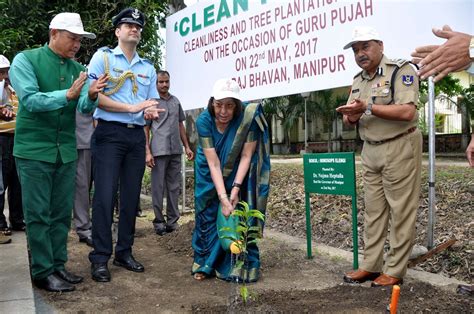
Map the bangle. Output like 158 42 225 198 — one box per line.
218 193 228 201
232 182 242 189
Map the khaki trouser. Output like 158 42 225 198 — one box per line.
360 130 422 278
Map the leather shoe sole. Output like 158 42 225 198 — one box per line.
113 257 145 273
91 263 111 282
34 273 75 292
371 274 403 287
343 270 380 284
55 269 83 284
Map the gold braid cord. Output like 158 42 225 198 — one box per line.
102 53 138 96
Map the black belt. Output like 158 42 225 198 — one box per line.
365 127 417 145
98 119 143 129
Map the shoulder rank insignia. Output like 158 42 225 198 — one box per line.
389 58 408 67
402 75 414 86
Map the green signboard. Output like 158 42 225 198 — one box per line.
303 152 358 269
304 152 356 196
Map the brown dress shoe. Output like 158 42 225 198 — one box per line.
371 274 403 287
343 269 380 283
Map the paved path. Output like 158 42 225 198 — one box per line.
0 207 34 313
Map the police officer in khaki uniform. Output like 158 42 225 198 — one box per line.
337 27 422 287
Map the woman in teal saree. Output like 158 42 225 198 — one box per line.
191 79 270 282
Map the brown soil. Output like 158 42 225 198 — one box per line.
39 162 473 312
40 216 472 313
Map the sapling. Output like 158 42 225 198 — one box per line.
218 201 265 304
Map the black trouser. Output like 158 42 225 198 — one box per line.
88 121 145 263
0 134 23 228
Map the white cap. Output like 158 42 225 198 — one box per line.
212 78 241 101
49 13 96 39
343 26 381 50
0 55 10 69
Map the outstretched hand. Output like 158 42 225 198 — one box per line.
411 25 472 82
144 106 166 120
336 99 366 116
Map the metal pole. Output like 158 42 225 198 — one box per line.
304 98 308 152
351 195 358 270
305 192 312 259
427 76 436 249
181 152 186 214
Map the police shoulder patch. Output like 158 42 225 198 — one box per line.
401 74 414 86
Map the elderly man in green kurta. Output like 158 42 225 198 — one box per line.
9 12 108 292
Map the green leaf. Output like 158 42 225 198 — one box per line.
248 226 262 233
236 226 247 234
248 210 265 221
220 235 239 241
231 210 245 218
238 201 250 212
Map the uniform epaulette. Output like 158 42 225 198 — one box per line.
98 46 113 53
387 58 408 68
353 71 362 79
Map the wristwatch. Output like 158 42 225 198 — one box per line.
232 182 242 189
365 102 373 115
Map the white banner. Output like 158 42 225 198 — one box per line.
166 0 473 110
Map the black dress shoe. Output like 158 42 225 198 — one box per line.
165 226 177 233
55 269 83 284
113 255 145 272
79 236 93 247
1 226 12 236
33 273 75 292
11 223 26 231
155 228 167 236
91 263 111 282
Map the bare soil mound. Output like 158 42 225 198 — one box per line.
40 217 472 313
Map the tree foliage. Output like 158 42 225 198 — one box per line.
0 0 166 67
312 90 348 152
419 74 463 102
